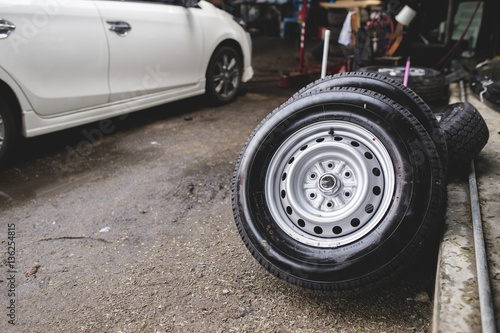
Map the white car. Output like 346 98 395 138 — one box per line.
0 0 253 165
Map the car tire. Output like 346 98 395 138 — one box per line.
232 87 446 292
470 59 500 109
435 102 489 177
205 46 242 104
0 99 18 168
358 66 449 107
293 72 449 178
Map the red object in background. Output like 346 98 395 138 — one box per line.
297 0 308 72
297 2 307 23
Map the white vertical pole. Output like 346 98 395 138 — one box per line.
321 30 330 79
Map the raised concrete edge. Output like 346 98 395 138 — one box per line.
432 83 500 332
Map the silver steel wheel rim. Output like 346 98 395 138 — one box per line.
0 113 4 150
213 53 240 99
377 67 426 77
265 121 395 248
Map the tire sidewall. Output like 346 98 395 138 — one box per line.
235 90 437 284
356 67 449 107
438 102 489 176
358 66 442 84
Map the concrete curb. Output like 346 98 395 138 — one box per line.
432 83 500 332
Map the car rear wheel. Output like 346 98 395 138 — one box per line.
0 99 18 167
205 46 242 104
232 87 446 291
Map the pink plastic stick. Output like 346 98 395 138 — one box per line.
403 57 410 86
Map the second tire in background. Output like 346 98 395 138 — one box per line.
358 66 450 107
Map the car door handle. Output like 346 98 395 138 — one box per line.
0 19 16 39
106 21 131 37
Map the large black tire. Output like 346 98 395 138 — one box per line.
435 102 489 177
293 72 449 178
232 87 446 292
358 66 449 107
0 99 18 167
205 46 242 104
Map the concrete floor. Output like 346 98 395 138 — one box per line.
432 83 500 332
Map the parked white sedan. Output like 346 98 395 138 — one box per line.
0 0 253 165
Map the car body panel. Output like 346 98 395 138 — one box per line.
22 81 204 137
0 0 110 116
196 2 253 82
95 0 205 102
0 66 33 116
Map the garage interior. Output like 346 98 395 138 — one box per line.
1 0 499 332
232 0 499 70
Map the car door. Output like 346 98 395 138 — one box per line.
0 0 109 116
94 0 205 102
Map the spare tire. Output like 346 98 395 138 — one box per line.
434 102 489 177
232 86 446 292
358 66 449 107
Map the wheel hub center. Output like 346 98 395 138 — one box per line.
318 174 338 194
